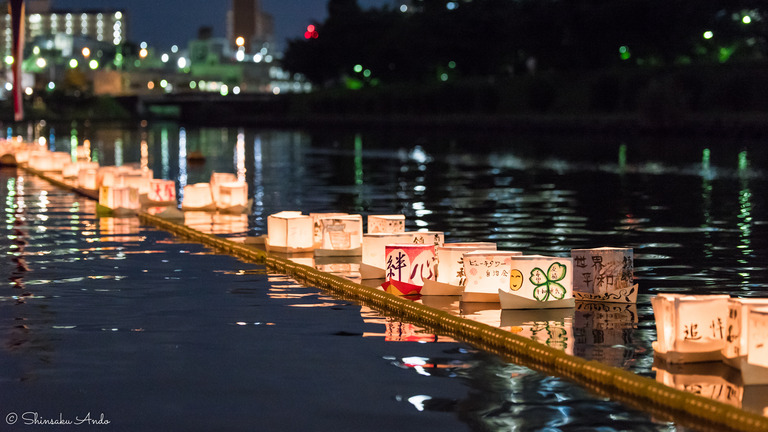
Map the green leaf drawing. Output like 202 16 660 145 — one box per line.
530 262 568 302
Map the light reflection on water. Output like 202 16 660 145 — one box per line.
4 122 768 429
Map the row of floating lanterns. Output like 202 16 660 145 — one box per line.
0 141 251 216
5 139 767 394
264 210 637 307
267 211 768 386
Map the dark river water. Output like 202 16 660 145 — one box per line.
1 120 767 431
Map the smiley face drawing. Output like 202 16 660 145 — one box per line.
509 269 524 291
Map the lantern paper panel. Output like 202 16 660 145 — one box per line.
498 255 575 309
99 185 140 213
116 173 151 195
267 211 313 250
571 247 636 302
182 183 215 210
317 215 363 254
147 179 177 203
361 231 444 279
384 243 436 295
210 172 238 204
368 215 405 234
78 168 98 190
216 182 248 209
311 213 348 246
723 298 768 364
651 294 730 363
435 243 497 286
462 251 523 303
747 307 768 369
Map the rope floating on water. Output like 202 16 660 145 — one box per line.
20 166 768 432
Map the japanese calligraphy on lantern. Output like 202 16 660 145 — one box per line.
497 255 575 309
651 293 730 363
462 251 522 303
148 179 176 203
571 247 633 295
384 244 436 295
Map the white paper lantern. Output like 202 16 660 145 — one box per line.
367 214 405 234
182 183 215 210
383 243 436 295
216 181 248 210
147 179 176 203
571 247 636 303
497 255 575 309
461 251 523 303
77 167 99 190
267 211 314 251
310 213 348 246
361 231 444 279
210 172 238 204
747 307 768 369
315 215 363 256
421 242 497 296
651 293 730 363
722 298 768 384
98 185 140 214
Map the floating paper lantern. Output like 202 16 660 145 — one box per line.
651 293 730 364
98 185 140 215
461 251 523 303
216 182 249 211
316 215 363 256
78 167 99 190
310 213 348 246
210 172 238 205
383 243 436 295
497 255 575 309
116 172 150 195
421 242 497 295
367 215 405 234
723 298 768 384
267 211 313 252
747 307 768 370
147 179 176 204
571 247 636 303
361 231 444 279
181 183 215 210
28 151 70 172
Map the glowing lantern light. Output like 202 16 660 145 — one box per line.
181 183 215 210
722 298 768 384
651 294 730 364
147 179 176 204
571 247 636 303
315 215 363 256
367 214 405 233
383 244 436 295
216 182 249 211
497 255 575 309
747 307 768 370
310 213 348 247
461 251 522 303
361 231 444 279
421 242 497 295
266 211 313 252
78 167 98 190
99 185 140 215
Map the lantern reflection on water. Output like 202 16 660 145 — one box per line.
651 293 730 364
267 211 314 252
383 243 436 295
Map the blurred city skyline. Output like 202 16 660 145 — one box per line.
52 0 395 50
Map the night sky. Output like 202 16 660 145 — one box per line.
52 0 395 50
